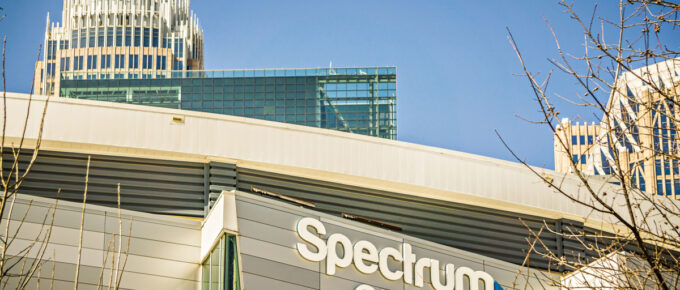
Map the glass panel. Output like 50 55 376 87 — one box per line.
210 238 220 290
201 259 209 290
57 68 397 139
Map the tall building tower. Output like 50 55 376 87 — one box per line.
34 0 204 96
554 58 680 197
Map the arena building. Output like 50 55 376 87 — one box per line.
2 92 639 289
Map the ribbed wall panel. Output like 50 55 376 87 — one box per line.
2 150 206 217
4 148 659 272
207 161 237 210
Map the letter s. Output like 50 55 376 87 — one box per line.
296 217 327 261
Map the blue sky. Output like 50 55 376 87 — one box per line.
0 0 669 169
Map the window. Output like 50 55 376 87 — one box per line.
142 55 153 69
143 28 150 47
106 27 113 47
72 30 79 48
80 29 87 48
571 135 577 145
46 41 57 60
97 27 105 47
46 63 55 77
152 28 159 47
587 136 593 145
129 55 139 69
115 27 123 47
125 27 132 47
657 179 664 195
173 60 183 70
156 55 166 70
173 39 184 57
60 57 70 71
581 154 586 164
579 136 585 145
201 234 240 290
665 160 671 175
656 159 663 175
87 55 97 69
89 28 96 47
73 56 83 70
101 55 111 69
666 180 672 196
572 154 579 164
134 27 141 46
114 54 125 68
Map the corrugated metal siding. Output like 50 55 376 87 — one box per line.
207 161 237 212
4 148 644 272
3 150 207 217
235 167 585 272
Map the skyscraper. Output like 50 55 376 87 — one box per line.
35 0 204 96
554 58 680 197
35 0 397 139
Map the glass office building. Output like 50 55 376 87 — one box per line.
60 67 397 139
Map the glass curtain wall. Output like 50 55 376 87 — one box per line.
60 67 397 139
202 234 240 290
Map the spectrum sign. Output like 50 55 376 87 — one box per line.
295 217 503 290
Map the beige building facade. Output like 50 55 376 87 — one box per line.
554 58 680 197
35 0 204 96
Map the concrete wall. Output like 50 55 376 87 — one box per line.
2 194 201 289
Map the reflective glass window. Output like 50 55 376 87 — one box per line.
72 30 79 48
129 55 139 69
152 29 159 47
125 27 132 47
143 28 150 47
80 29 87 47
106 27 113 47
87 55 97 69
101 55 111 69
134 27 141 46
89 28 96 47
97 27 105 47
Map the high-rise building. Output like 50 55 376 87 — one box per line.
38 1 397 139
35 0 204 96
554 58 680 197
554 120 600 173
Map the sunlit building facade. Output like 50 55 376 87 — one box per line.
554 58 680 197
35 0 204 96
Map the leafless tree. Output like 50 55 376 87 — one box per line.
503 0 680 289
0 32 132 289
